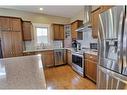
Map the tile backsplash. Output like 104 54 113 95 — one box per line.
77 29 98 49
24 40 63 51
24 29 97 50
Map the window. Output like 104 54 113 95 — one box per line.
36 27 48 44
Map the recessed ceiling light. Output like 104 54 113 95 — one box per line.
39 8 43 11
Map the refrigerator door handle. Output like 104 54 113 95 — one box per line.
117 6 125 73
122 9 127 71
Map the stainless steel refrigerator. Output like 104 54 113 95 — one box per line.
97 6 127 89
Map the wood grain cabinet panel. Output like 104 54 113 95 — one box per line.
22 21 32 41
71 20 83 40
0 17 11 31
67 50 72 66
1 32 13 58
0 17 23 58
59 25 64 40
53 24 64 40
11 18 22 32
53 24 60 40
42 50 54 67
12 32 23 57
84 54 98 83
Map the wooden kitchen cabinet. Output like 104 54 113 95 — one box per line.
0 17 10 31
41 50 54 67
71 20 83 40
0 16 23 58
11 18 22 32
84 53 98 83
1 31 23 58
0 17 22 32
11 32 23 57
52 24 64 40
22 21 32 41
91 6 112 38
1 32 13 58
67 50 72 66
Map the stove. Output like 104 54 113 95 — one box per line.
72 50 84 77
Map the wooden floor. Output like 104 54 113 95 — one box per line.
44 65 96 89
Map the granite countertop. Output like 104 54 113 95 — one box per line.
0 55 46 89
23 48 98 55
23 48 67 53
84 50 98 55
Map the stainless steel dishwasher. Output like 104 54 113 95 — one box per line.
54 49 66 66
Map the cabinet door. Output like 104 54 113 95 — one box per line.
59 25 64 40
0 17 11 31
91 9 100 38
1 31 13 58
12 32 23 57
11 18 22 32
42 51 54 67
71 20 83 39
67 50 72 66
71 22 78 39
85 59 97 82
53 24 60 40
22 21 32 41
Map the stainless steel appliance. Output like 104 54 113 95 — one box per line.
97 6 127 89
90 43 98 50
72 40 81 51
76 6 92 32
72 52 84 77
54 49 66 66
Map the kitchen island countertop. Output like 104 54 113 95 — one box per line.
0 55 46 89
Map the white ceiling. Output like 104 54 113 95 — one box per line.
0 6 84 18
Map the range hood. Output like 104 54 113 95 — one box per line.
76 6 92 32
76 22 92 32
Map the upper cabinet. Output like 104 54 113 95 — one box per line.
22 21 32 41
71 20 83 40
0 17 22 32
91 6 112 38
11 18 22 32
52 24 64 40
0 17 10 31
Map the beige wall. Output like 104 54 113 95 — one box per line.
70 8 84 23
0 8 70 24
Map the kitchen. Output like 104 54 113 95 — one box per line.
0 5 127 89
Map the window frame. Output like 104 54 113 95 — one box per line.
36 27 48 44
33 23 51 46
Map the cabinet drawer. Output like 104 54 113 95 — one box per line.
84 53 98 62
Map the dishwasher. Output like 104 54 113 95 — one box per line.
54 49 66 66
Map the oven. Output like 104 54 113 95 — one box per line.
72 52 84 77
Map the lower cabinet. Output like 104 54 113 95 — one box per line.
41 50 54 67
23 50 68 68
84 53 98 83
67 50 72 66
1 31 23 58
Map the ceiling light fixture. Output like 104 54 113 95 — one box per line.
39 8 43 11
